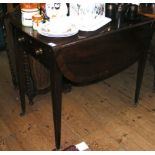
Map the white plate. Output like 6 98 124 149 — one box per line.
79 16 111 32
37 20 79 37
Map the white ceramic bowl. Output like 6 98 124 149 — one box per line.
45 3 68 19
70 3 105 30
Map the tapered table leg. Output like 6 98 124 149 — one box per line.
14 38 26 116
50 63 62 150
153 67 155 90
17 51 26 116
134 52 147 104
5 18 26 115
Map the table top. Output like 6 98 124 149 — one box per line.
8 8 154 51
7 8 155 83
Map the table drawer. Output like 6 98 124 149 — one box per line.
14 28 53 68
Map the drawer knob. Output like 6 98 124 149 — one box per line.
35 48 43 55
18 37 25 42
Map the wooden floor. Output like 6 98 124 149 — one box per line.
0 51 155 150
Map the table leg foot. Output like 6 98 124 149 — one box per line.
20 111 25 116
29 100 34 105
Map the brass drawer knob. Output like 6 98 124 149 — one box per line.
18 37 25 42
35 48 43 55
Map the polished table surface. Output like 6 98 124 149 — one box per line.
5 9 155 149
